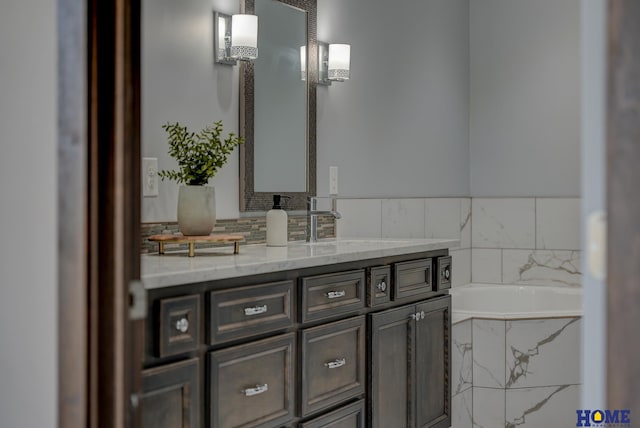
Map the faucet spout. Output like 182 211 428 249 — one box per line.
306 197 341 242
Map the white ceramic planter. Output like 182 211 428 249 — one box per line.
177 185 216 236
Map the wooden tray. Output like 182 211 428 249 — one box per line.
148 234 244 257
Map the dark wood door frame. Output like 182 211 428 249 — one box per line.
607 0 640 417
58 0 143 426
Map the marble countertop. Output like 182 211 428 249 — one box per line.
141 237 459 289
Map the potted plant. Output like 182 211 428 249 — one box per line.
158 120 244 236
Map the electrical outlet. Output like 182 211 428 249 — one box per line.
142 157 159 197
329 166 339 195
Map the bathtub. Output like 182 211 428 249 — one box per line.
449 283 582 324
449 283 583 428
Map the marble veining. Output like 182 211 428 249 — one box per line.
141 237 458 289
452 388 473 428
506 318 580 388
452 320 473 395
503 250 582 287
506 385 570 428
472 319 505 388
471 199 535 249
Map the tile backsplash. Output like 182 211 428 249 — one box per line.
336 196 582 288
141 215 335 254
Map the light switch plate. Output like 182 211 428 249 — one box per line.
329 166 338 195
142 157 159 197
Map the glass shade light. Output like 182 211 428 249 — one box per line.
231 14 258 60
328 44 350 81
300 46 306 81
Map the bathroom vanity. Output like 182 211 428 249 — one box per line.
141 238 456 428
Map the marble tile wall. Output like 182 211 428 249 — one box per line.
451 316 582 428
471 198 582 287
336 197 472 287
336 196 581 288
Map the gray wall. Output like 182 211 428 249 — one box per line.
142 0 471 222
469 0 581 197
142 0 242 221
0 1 58 427
316 0 470 198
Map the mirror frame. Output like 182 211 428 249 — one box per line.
239 0 318 212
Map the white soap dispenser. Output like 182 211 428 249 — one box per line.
266 194 288 247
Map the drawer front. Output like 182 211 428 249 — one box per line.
393 258 433 301
300 316 366 417
301 270 365 323
157 295 200 358
141 358 200 428
435 256 452 291
299 400 365 428
367 266 391 307
209 333 295 428
209 280 293 345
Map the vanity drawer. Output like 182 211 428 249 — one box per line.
393 258 433 301
209 280 294 345
208 333 295 428
298 400 365 428
300 316 366 417
157 294 200 358
367 266 391 307
300 270 366 323
435 256 452 291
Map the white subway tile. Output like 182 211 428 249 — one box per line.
425 198 461 241
460 198 472 249
381 199 425 239
473 319 506 388
536 198 581 250
472 249 502 283
472 387 505 428
506 385 580 428
505 318 581 389
472 198 535 249
502 249 582 287
451 249 471 287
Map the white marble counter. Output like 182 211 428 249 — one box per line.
141 238 459 289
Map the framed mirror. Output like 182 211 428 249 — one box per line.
239 0 317 212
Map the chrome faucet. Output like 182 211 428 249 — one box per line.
306 196 342 242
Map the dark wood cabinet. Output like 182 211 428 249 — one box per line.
369 295 451 428
143 251 451 428
208 333 295 428
141 358 200 428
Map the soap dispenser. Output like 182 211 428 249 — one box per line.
266 195 288 247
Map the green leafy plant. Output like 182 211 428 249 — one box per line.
158 120 244 185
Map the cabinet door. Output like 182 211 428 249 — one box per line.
141 358 200 428
369 304 415 428
415 296 451 428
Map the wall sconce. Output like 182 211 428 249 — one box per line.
328 44 350 82
318 42 350 86
214 12 258 65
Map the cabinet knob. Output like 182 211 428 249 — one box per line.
242 383 269 397
376 281 387 292
175 318 189 333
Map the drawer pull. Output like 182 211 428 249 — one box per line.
242 383 269 397
376 281 387 292
243 305 268 316
175 318 190 333
324 358 346 369
325 290 346 299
